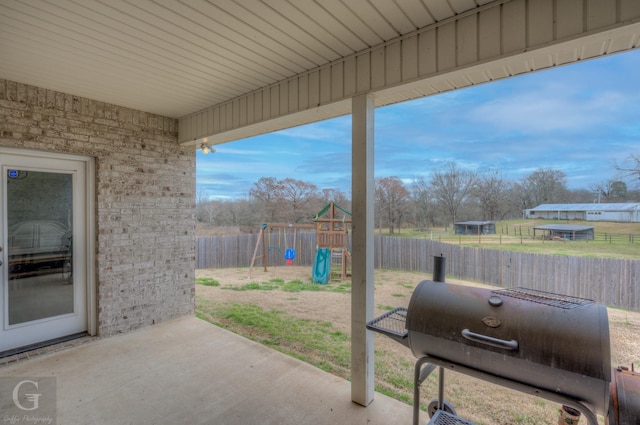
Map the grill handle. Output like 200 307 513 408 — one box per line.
461 329 518 351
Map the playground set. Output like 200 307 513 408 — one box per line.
248 202 351 284
311 202 351 284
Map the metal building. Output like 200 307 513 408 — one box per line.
525 203 640 222
454 221 496 235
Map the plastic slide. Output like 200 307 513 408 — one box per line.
312 247 331 284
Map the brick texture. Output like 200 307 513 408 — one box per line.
0 79 195 336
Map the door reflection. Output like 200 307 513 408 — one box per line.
6 170 74 325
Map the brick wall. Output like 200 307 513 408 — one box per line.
0 79 195 336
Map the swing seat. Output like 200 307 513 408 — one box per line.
285 248 296 265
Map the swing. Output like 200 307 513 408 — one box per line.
284 226 296 265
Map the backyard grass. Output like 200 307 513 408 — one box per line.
195 277 220 286
192 220 639 423
380 219 640 259
437 235 640 259
220 277 351 293
195 266 640 425
391 219 640 237
197 299 351 376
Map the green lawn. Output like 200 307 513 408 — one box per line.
380 219 640 260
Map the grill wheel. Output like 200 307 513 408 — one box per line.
427 399 456 418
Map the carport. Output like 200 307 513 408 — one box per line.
534 224 595 241
1 0 639 418
454 221 496 235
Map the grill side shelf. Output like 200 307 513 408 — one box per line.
366 307 409 347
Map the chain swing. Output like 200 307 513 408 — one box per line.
284 225 296 265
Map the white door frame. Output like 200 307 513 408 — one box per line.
0 147 96 352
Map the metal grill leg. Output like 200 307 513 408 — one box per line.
438 367 444 411
414 357 437 425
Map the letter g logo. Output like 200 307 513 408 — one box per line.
12 380 41 411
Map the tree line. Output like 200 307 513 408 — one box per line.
196 158 640 233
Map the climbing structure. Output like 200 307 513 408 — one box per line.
312 202 352 283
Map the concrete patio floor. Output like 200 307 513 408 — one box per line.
0 317 415 425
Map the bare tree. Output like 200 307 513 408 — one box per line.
249 177 285 222
567 188 598 203
375 176 410 234
321 188 350 210
195 188 213 223
280 178 319 223
514 168 568 209
196 188 209 205
590 180 629 202
471 169 512 221
249 177 321 223
225 198 259 229
616 154 640 186
430 162 478 226
410 176 437 228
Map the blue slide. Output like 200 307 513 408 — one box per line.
312 248 331 284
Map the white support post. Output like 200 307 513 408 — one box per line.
351 93 375 406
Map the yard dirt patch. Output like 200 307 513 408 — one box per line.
196 266 640 425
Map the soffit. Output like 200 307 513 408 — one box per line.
0 0 495 118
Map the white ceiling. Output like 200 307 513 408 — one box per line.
0 0 496 119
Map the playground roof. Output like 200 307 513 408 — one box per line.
313 202 352 220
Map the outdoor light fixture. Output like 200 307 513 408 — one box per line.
201 143 215 154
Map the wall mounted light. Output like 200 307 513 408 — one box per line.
201 143 215 154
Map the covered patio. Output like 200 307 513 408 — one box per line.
1 1 640 423
0 317 413 425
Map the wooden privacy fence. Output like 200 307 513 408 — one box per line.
197 231 318 270
197 234 640 311
375 237 640 311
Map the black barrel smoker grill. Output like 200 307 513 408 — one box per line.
367 279 639 425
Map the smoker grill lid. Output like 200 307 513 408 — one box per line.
405 280 611 415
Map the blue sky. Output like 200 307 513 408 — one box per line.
197 49 640 200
